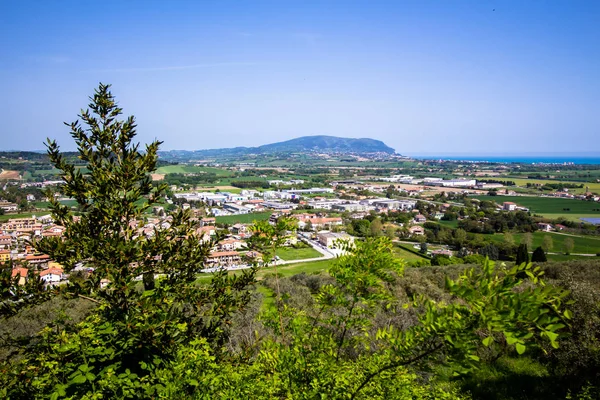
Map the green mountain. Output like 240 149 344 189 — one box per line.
160 135 396 159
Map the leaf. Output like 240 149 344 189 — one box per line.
505 335 518 345
482 336 494 347
70 374 87 384
516 343 526 355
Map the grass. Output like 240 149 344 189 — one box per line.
215 212 272 225
437 219 459 229
195 258 334 285
34 200 79 208
259 259 333 278
275 246 323 261
0 212 38 222
487 231 600 255
471 195 600 220
392 245 430 262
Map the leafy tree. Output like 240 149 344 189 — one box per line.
532 246 548 262
369 218 383 237
563 237 575 255
453 228 468 248
1 84 256 398
384 224 396 239
420 242 428 254
515 243 530 265
504 232 515 247
522 232 533 249
479 243 499 260
542 235 554 252
304 219 313 231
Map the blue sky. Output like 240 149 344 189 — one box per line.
1 0 599 155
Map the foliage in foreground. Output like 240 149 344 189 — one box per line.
0 84 575 399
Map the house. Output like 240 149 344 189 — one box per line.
0 202 18 212
217 238 246 251
11 268 29 285
0 249 11 263
431 249 453 257
231 223 250 236
537 223 553 232
554 224 567 231
0 235 12 248
25 254 51 268
40 268 63 283
503 202 517 211
408 226 425 236
196 225 216 241
413 214 427 224
200 217 216 226
206 251 242 267
317 232 353 248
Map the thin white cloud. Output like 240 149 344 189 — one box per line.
89 61 260 73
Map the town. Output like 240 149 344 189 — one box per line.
2 159 600 287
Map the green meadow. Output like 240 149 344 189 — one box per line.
471 195 600 220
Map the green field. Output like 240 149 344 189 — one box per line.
156 165 234 176
215 212 272 225
195 258 334 285
34 200 79 209
437 220 459 229
471 195 600 220
393 245 430 262
0 212 37 222
545 253 600 262
505 177 600 193
487 231 600 255
275 246 323 261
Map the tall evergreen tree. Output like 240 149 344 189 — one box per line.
531 246 548 262
515 243 530 265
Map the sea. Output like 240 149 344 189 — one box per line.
410 155 600 165
581 218 600 225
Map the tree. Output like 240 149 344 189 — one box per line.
304 219 313 232
384 224 396 239
531 246 547 262
542 235 554 252
522 232 533 249
504 232 515 246
563 237 575 255
1 84 256 398
369 218 383 237
420 242 428 254
454 228 468 248
515 243 530 265
480 243 499 260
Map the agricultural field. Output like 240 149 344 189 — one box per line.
156 165 234 176
471 195 600 220
215 212 272 225
503 178 600 194
487 231 600 255
0 170 21 180
275 246 323 261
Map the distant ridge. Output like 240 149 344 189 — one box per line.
160 135 396 158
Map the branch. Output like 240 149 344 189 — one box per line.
350 342 444 400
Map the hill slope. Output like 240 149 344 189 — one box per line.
160 135 396 159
